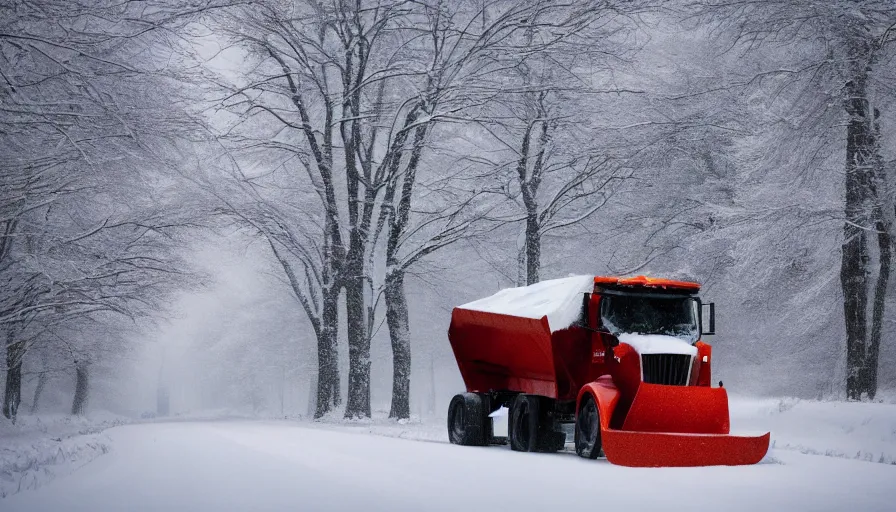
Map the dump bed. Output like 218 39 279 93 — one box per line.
448 276 595 400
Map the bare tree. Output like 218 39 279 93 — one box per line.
467 2 645 285
367 0 570 419
696 0 896 399
211 0 391 417
197 173 343 418
211 0 556 418
0 0 202 420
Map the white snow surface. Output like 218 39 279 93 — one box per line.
458 274 594 332
2 398 895 511
617 333 698 356
488 405 509 418
731 397 896 464
0 413 127 498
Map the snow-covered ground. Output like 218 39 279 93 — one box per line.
0 412 131 498
730 397 896 464
1 397 894 511
0 409 260 497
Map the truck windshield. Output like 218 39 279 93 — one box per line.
600 294 699 342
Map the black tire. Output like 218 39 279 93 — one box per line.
509 394 562 452
448 393 486 446
575 394 602 459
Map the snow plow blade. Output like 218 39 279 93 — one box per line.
600 384 770 467
601 429 771 467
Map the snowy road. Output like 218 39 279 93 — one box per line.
3 420 895 512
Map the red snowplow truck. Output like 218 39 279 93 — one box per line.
447 275 770 467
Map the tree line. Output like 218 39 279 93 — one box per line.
2 0 894 423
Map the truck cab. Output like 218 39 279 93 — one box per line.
586 276 716 393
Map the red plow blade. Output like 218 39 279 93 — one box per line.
598 383 770 467
601 429 771 467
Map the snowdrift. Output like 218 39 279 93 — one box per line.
0 414 125 498
457 275 594 332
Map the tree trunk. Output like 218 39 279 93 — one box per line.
31 372 47 414
841 55 884 400
157 384 170 416
525 212 541 285
315 286 341 418
841 135 870 399
385 271 411 419
344 267 371 418
516 228 527 286
308 371 318 417
516 117 547 287
71 362 89 416
265 234 342 419
867 215 890 399
865 102 890 399
380 121 430 420
3 334 24 421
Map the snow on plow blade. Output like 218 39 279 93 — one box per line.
601 429 771 467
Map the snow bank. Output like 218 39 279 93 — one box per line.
731 397 896 465
0 432 111 498
458 275 593 332
0 411 127 439
617 333 698 356
0 412 128 498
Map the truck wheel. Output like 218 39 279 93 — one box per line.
448 393 486 446
575 394 602 459
509 395 560 452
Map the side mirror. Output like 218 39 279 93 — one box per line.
701 302 716 336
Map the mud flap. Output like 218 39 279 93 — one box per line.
601 429 771 467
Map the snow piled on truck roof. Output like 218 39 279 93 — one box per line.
457 275 594 332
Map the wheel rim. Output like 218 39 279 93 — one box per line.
451 403 465 439
577 399 598 453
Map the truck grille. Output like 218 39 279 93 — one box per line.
641 354 692 386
